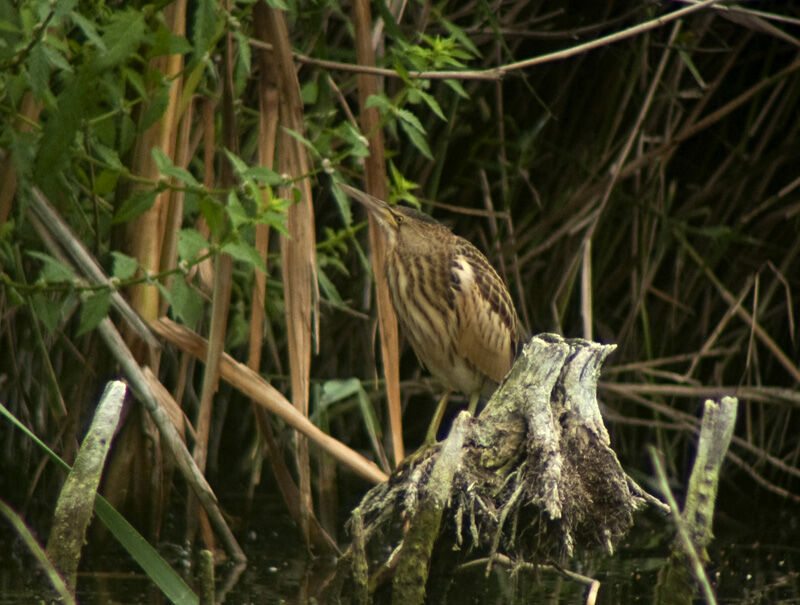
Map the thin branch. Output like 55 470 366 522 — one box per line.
248 0 722 83
497 0 720 73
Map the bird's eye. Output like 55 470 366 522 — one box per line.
396 214 404 225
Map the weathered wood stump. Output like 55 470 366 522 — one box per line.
323 334 665 603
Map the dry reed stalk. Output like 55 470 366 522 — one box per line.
158 98 194 318
151 317 388 485
244 16 322 542
244 20 280 513
352 0 405 467
255 1 319 546
189 1 240 553
124 0 187 345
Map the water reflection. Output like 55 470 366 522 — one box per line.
1 494 797 603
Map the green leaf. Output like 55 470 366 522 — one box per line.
27 251 76 282
35 73 87 179
317 266 344 305
226 311 249 349
223 149 248 176
77 290 111 336
318 379 384 466
111 251 139 281
140 85 171 132
440 18 481 58
341 122 369 159
300 81 318 105
415 89 446 121
399 119 432 159
320 378 362 406
226 192 249 229
0 402 199 605
192 0 218 60
70 11 107 52
113 190 157 224
24 43 49 100
373 0 404 40
6 286 25 308
99 9 147 70
388 161 421 208
119 113 137 155
93 142 124 171
246 166 284 186
365 93 391 112
355 384 385 453
256 210 290 236
444 78 468 99
30 293 62 334
177 228 210 262
221 239 267 273
332 183 352 227
150 23 192 57
396 108 426 135
152 148 199 187
233 29 251 88
41 41 73 73
198 197 225 239
53 0 78 20
281 127 319 157
93 169 119 195
122 66 146 97
169 278 204 326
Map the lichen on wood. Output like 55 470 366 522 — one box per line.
654 396 738 605
323 334 662 603
46 380 127 589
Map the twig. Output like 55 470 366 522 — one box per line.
248 37 502 81
678 234 800 384
28 188 161 353
249 0 721 83
151 317 388 484
496 0 720 73
96 317 247 563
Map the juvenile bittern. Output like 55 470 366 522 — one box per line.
342 184 523 444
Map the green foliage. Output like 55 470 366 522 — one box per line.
166 277 204 327
0 402 199 605
3 0 800 595
76 289 110 335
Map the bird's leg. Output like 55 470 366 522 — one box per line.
467 392 480 416
424 391 450 445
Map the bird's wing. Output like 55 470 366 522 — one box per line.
449 242 518 384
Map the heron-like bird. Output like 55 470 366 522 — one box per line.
342 184 524 444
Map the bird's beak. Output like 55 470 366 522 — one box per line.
340 184 398 230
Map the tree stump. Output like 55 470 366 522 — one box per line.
323 334 662 603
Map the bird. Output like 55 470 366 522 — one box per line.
341 183 524 445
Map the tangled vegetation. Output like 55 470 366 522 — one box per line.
1 0 799 601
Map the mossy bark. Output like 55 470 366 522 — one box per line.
46 381 127 589
654 397 737 605
323 334 663 603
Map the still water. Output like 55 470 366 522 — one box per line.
1 488 798 603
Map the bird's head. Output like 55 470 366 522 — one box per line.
340 184 442 251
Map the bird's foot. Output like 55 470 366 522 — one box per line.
397 439 440 473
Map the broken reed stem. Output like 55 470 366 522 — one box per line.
652 397 737 605
46 381 127 589
151 317 388 484
97 317 246 562
351 0 405 467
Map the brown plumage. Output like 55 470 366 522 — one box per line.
342 184 524 442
